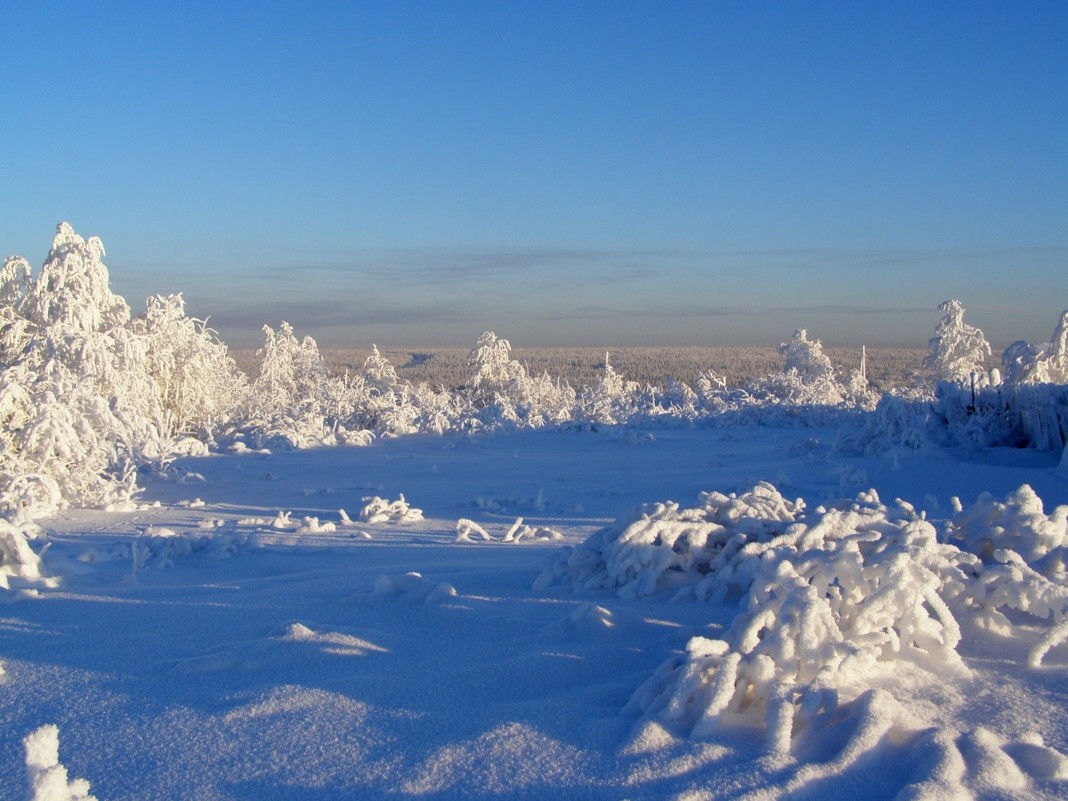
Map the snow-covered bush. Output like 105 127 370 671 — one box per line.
1 517 57 593
750 329 847 406
80 523 258 574
239 322 341 448
23 724 97 801
947 485 1068 665
923 299 993 387
540 481 1068 750
359 494 423 523
575 354 639 425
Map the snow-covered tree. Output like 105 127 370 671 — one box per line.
130 293 246 438
923 299 992 386
465 332 575 429
1002 309 1068 385
241 322 338 447
577 353 639 424
0 223 168 516
750 329 846 406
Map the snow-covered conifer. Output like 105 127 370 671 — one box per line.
923 300 992 386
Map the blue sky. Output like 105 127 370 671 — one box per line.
2 1 1066 349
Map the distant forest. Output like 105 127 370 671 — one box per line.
232 346 929 393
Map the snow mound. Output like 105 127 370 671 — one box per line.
79 523 257 572
373 572 457 603
1 518 58 595
279 622 389 656
23 724 97 801
360 494 423 523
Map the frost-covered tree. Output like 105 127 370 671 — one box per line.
130 293 246 438
750 329 846 406
577 353 639 424
241 322 338 447
465 332 575 429
1002 309 1068 385
923 299 992 386
0 224 168 516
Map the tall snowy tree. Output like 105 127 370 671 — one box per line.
923 299 992 386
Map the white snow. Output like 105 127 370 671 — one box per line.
3 225 1068 798
1 425 1066 799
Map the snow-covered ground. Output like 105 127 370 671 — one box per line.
4 424 1067 800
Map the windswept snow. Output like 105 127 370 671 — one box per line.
2 425 1067 799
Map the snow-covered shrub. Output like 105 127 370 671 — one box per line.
834 391 933 455
0 517 57 593
947 485 1068 665
618 489 970 750
23 724 97 801
503 517 563 543
455 518 492 542
543 481 1068 749
81 524 258 573
359 494 423 523
923 299 993 387
575 354 639 425
1002 309 1068 386
239 322 341 448
534 482 804 598
750 329 847 406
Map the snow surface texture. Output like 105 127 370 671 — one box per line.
3 425 1068 800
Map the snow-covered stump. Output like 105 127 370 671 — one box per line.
23 724 97 801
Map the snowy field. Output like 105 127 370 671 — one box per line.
4 424 1068 800
4 225 1068 799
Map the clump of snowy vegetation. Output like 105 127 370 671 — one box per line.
1 517 57 595
923 299 995 387
538 480 1068 751
360 494 423 523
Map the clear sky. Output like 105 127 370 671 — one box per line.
2 1 1066 349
